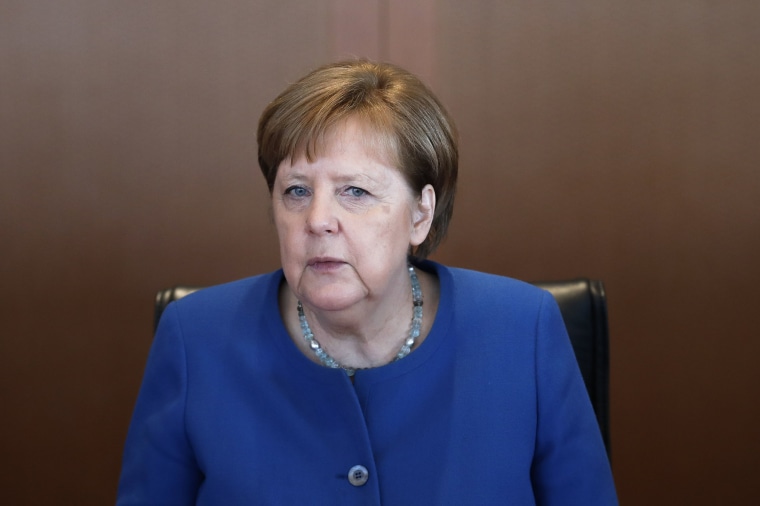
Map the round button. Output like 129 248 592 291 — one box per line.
348 465 369 487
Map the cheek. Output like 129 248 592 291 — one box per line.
362 212 411 253
273 214 301 259
273 205 296 236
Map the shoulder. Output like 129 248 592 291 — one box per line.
160 270 284 335
178 271 280 308
420 260 550 314
177 270 281 310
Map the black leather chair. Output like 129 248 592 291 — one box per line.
533 279 610 457
154 278 610 457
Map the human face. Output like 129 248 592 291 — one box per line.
272 119 434 313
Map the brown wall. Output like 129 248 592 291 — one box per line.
2 1 758 503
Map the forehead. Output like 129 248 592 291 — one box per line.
301 116 400 169
276 119 417 196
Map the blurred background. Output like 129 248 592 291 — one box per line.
2 1 758 504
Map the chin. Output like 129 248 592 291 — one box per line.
298 286 366 313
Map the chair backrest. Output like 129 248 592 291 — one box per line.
532 279 610 457
154 278 610 456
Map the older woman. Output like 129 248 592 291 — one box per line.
117 61 617 505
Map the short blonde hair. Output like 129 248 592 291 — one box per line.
257 60 458 259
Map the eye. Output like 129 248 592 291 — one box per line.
345 186 368 198
285 185 309 198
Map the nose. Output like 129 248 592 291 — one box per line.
306 192 338 235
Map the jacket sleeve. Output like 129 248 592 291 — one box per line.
530 291 618 505
116 302 201 505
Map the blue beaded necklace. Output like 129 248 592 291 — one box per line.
297 264 423 376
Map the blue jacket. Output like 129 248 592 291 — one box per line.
117 261 617 505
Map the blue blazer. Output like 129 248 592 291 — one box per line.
117 261 617 505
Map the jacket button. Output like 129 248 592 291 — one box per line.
348 465 369 486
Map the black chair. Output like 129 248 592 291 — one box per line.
533 279 610 457
154 278 610 457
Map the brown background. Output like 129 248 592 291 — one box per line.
2 1 759 504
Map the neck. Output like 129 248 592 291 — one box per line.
281 265 423 372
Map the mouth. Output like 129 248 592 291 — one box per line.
306 257 346 272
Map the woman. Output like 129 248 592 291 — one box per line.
117 60 617 505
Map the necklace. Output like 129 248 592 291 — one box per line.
297 264 423 376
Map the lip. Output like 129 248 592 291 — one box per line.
306 257 347 271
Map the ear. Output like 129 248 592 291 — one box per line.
410 184 436 247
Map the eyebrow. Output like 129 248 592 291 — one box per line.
279 171 383 187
